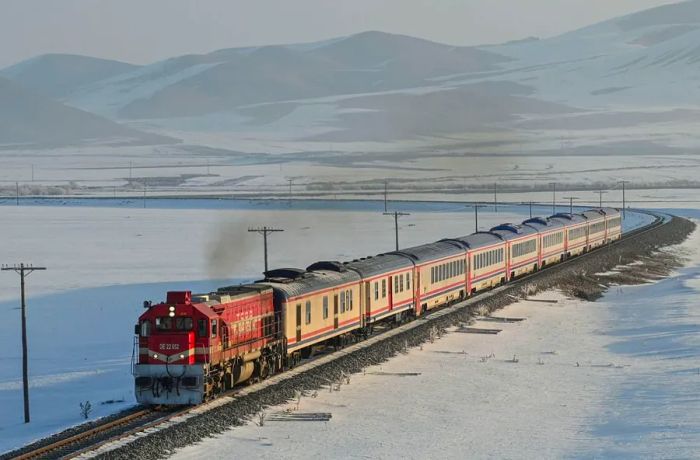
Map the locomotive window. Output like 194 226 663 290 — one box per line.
323 296 329 319
175 317 193 331
211 319 218 338
197 319 206 337
155 317 172 330
305 301 312 324
140 320 151 337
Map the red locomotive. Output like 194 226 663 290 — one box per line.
134 286 283 405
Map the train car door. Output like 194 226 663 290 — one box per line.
333 294 339 329
364 281 370 327
295 304 302 345
388 275 394 311
414 270 421 314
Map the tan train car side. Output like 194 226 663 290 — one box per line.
396 241 467 313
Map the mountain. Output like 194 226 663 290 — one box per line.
473 0 700 110
65 31 509 119
1 54 140 99
0 76 174 148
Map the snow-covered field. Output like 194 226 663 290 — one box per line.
0 201 670 454
171 216 700 460
0 202 535 453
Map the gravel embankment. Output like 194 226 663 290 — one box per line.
90 215 695 459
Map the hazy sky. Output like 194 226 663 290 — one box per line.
0 0 681 68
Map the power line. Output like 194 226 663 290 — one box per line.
248 226 284 273
383 211 410 251
1 263 47 424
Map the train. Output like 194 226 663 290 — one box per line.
133 207 622 405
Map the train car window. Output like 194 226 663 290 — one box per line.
430 267 434 283
211 319 218 338
349 290 353 310
406 273 410 290
140 320 151 337
323 296 329 319
340 293 345 313
394 276 398 293
374 282 379 300
197 319 206 337
175 317 193 331
399 275 403 292
155 317 172 330
382 279 386 297
305 301 312 324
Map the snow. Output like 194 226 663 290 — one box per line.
169 214 700 460
0 201 676 454
0 202 534 453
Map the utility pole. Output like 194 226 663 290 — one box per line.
2 263 47 424
287 179 293 207
384 211 410 251
466 203 487 233
597 190 608 208
549 182 557 215
563 196 579 215
619 180 629 219
384 180 388 213
16 182 19 206
248 227 284 273
521 201 533 219
493 182 498 213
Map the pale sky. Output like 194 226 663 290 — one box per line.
0 0 682 68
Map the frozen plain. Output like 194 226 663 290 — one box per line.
0 201 671 454
0 201 536 453
171 214 700 460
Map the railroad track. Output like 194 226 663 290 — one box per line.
3 209 670 460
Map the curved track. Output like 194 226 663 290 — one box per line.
3 209 669 460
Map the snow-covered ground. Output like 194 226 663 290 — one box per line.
0 202 534 453
170 214 700 460
0 201 666 454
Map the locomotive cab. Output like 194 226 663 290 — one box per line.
134 291 217 405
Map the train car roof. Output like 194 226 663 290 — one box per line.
260 267 361 299
489 223 537 240
581 209 606 220
344 253 414 277
391 240 465 263
597 207 621 216
522 217 564 231
448 231 504 250
550 213 587 225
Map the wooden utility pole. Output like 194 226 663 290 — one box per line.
1 263 47 424
597 190 608 208
467 203 487 233
493 182 498 213
248 227 284 273
619 180 629 218
384 211 410 251
563 196 579 215
384 180 388 213
550 182 557 215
